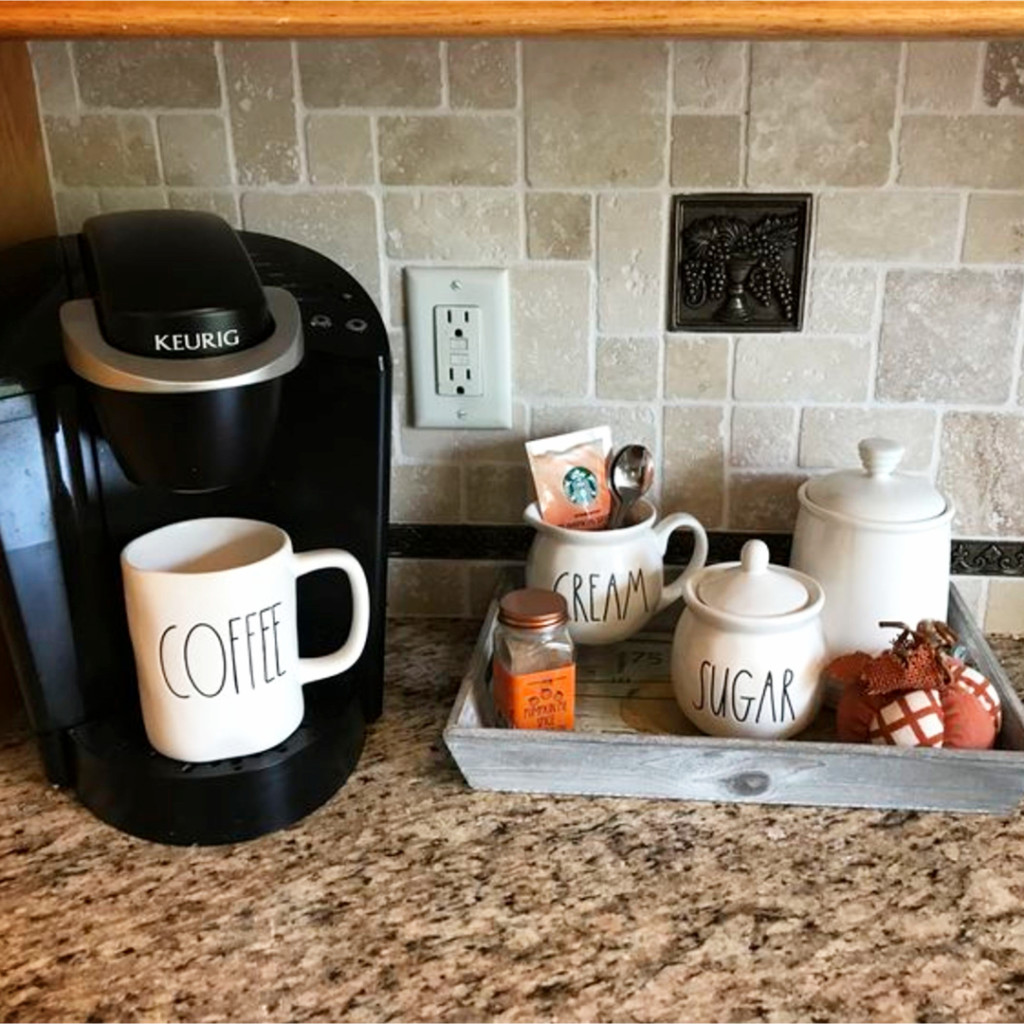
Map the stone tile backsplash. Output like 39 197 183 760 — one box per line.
26 39 1024 557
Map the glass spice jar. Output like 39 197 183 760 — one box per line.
492 588 576 731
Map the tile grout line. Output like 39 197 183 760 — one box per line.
971 39 988 111
215 41 240 204
887 41 908 190
656 40 675 481
515 39 527 263
439 40 450 110
290 40 310 187
721 41 756 527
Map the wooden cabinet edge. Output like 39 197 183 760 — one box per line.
2 1 1024 38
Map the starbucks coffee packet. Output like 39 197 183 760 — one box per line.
525 426 612 530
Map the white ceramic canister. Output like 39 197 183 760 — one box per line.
524 499 708 645
789 437 954 658
672 540 827 740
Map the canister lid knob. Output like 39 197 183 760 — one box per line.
859 437 904 478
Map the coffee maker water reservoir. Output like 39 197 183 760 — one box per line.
0 210 391 844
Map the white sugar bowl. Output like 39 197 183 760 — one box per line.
671 540 826 740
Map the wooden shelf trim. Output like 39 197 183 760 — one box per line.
3 1 1024 39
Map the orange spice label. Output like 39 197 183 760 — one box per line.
492 660 576 731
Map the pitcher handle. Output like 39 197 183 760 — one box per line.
653 513 708 613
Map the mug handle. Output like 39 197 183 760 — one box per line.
653 513 708 613
292 549 371 685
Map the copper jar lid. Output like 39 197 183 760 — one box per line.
498 588 568 630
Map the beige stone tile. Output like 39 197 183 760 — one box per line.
242 191 380 303
983 42 1024 109
465 464 531 524
168 190 240 226
298 40 441 108
29 42 75 113
224 41 299 186
378 115 517 186
729 473 804 532
748 42 898 187
878 270 1022 404
97 188 167 212
46 115 159 188
54 190 99 233
469 563 518 617
664 336 730 399
985 579 1024 635
526 193 591 260
799 408 937 471
904 42 981 111
389 464 461 522
805 265 877 335
673 41 745 111
157 115 230 187
306 115 374 185
597 193 664 335
596 337 659 401
449 39 517 109
953 577 988 627
387 559 466 617
963 195 1024 263
384 191 519 262
670 116 741 188
939 413 1024 535
511 265 590 397
73 40 220 108
531 405 657 458
899 116 1024 188
731 407 796 467
524 40 667 187
734 336 870 402
816 192 960 262
663 406 725 526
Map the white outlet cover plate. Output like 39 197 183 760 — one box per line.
405 267 512 429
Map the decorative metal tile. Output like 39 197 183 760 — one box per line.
951 540 1024 577
668 193 812 332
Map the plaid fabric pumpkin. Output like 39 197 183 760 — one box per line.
868 689 945 748
951 663 1001 731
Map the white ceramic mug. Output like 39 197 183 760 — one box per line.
121 517 370 763
524 499 708 644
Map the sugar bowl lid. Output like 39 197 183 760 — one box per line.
696 540 812 618
802 437 948 524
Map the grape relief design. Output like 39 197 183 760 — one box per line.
669 195 810 332
681 212 799 324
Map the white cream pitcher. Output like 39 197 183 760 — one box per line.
524 499 708 645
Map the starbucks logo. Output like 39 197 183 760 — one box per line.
562 466 598 506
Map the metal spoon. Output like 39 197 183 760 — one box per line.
608 445 655 529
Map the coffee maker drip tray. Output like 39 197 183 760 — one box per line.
68 685 365 846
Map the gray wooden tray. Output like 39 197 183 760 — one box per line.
444 572 1024 814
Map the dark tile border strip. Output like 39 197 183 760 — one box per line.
951 540 1024 576
389 526 1024 578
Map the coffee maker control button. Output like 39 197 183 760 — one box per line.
345 318 368 334
309 314 333 329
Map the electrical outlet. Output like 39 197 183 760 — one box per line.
405 268 512 429
434 306 483 397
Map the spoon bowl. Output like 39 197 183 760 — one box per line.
609 444 655 529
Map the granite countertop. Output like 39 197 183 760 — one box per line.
3 621 1024 1023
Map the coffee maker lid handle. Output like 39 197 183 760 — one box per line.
59 286 303 395
80 210 274 360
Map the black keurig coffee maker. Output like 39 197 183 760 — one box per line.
0 210 391 845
